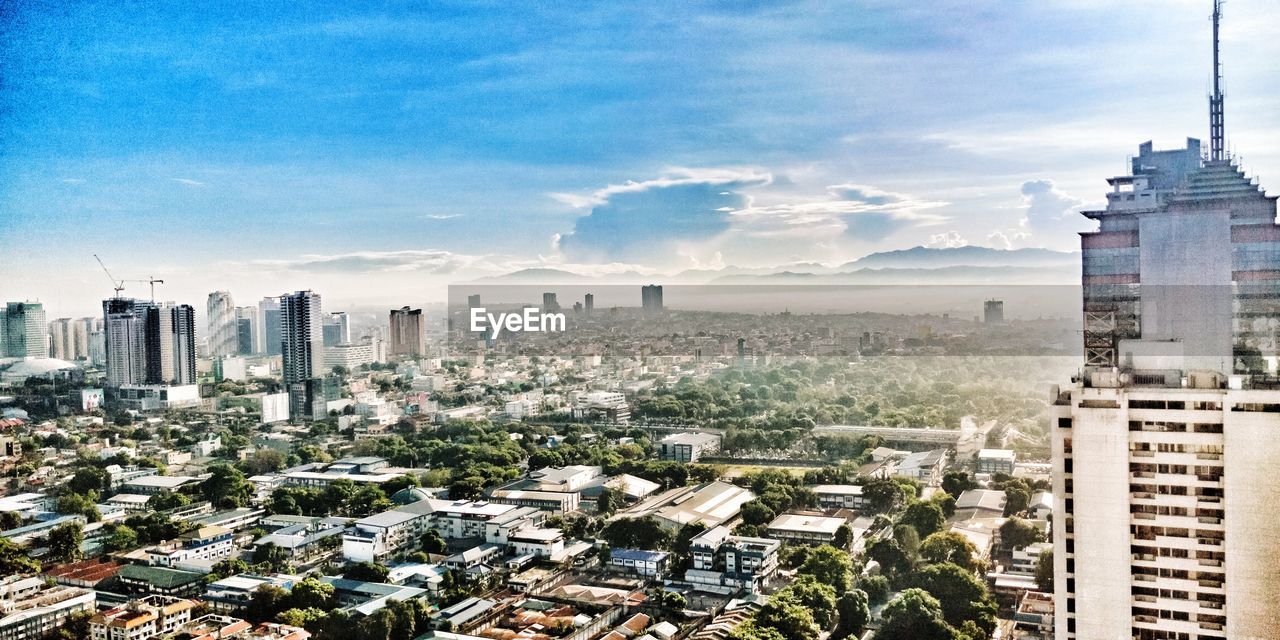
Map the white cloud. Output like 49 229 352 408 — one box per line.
926 231 968 248
423 213 464 220
172 178 205 187
987 230 1013 250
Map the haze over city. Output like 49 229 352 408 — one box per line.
6 0 1280 317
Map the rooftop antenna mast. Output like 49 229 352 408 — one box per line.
1209 0 1226 162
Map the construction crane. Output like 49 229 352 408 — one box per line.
94 254 126 298
122 277 165 301
93 255 165 300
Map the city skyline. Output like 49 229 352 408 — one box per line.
5 1 1280 317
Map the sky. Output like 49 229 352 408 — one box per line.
3 0 1280 317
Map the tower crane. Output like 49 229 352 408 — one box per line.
93 255 165 300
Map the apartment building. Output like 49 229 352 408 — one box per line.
684 526 780 594
0 576 96 640
89 596 197 640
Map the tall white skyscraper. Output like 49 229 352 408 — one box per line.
48 318 72 360
0 301 48 358
1053 5 1280 638
206 290 237 357
280 290 325 420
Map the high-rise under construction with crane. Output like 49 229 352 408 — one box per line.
1052 2 1280 638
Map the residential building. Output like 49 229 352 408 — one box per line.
976 449 1016 475
1052 10 1280 637
89 595 197 640
102 299 196 387
0 576 95 640
983 299 1004 325
1 302 48 358
146 525 235 568
389 307 426 357
684 526 780 594
658 432 719 463
571 391 630 423
322 311 349 347
641 285 663 314
810 484 868 511
116 565 206 599
896 448 947 483
280 291 324 421
764 512 845 545
206 291 237 358
203 574 298 614
258 297 281 357
608 548 670 577
323 338 385 369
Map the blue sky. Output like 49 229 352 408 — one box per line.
3 0 1279 315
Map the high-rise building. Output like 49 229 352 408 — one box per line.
103 299 149 387
1052 5 1280 638
542 292 560 312
206 291 237 357
389 306 425 357
259 297 282 356
72 317 94 361
236 306 262 353
584 293 594 314
1 302 48 358
322 311 349 347
467 294 481 309
641 285 663 314
103 299 196 387
280 291 325 421
48 318 72 360
983 299 1004 325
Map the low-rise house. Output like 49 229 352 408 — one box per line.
764 512 845 545
508 527 565 558
810 484 868 511
608 549 670 577
657 432 718 462
1010 542 1052 576
976 449 1016 475
895 448 947 483
203 574 299 614
254 517 348 560
953 489 1007 521
146 525 235 568
115 565 206 598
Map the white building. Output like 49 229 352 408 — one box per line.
658 432 719 463
0 576 96 640
89 596 197 640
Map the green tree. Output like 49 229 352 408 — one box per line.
600 517 673 550
56 493 101 522
103 525 139 552
877 588 960 640
596 486 621 517
47 522 84 562
861 478 904 514
998 517 1042 550
202 464 253 508
345 561 390 583
420 529 447 555
1003 486 1031 516
832 524 853 551
288 577 337 610
906 563 998 635
941 472 976 499
783 576 838 629
252 543 291 572
900 501 946 539
0 537 39 575
67 467 108 495
797 545 853 593
866 538 912 577
754 594 821 640
1035 547 1054 593
919 531 982 572
834 589 870 639
859 574 890 605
